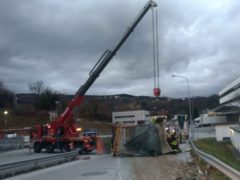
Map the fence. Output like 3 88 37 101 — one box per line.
0 135 24 152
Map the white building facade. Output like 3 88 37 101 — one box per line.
215 124 238 142
230 127 240 152
218 76 240 123
112 110 150 125
217 76 240 151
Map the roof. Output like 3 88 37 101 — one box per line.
219 76 240 96
215 123 238 126
213 104 240 115
219 76 240 104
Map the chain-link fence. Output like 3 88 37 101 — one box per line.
0 134 24 152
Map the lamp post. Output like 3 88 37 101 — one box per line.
172 74 193 139
3 110 8 129
55 101 59 116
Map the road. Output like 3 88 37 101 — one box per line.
5 154 132 180
0 148 56 165
0 127 216 179
5 143 198 180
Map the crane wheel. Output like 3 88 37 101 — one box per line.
33 142 42 153
46 143 55 153
62 144 70 153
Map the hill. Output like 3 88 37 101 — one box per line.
16 93 219 121
0 94 219 131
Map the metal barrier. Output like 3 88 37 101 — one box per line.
190 139 240 180
0 150 78 179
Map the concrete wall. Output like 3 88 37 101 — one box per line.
215 124 238 142
230 127 240 152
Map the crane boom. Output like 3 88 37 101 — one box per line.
31 0 158 154
58 0 157 125
77 0 157 96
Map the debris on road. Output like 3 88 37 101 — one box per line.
131 154 198 180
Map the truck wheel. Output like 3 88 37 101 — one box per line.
84 148 92 153
78 146 83 154
33 142 42 153
62 144 70 153
46 143 55 153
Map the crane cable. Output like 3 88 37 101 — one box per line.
151 6 156 89
156 9 160 89
151 6 160 96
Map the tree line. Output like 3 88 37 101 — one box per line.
0 80 220 122
0 80 58 111
28 80 58 111
0 81 15 109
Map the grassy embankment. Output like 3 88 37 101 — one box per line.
192 152 230 180
0 112 113 135
0 112 48 129
194 138 240 180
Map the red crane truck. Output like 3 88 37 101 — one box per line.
31 0 157 153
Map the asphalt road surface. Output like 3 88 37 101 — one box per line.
5 143 197 180
6 154 132 180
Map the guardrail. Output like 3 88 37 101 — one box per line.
0 151 78 179
190 139 240 180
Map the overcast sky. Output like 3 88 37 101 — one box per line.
0 0 239 98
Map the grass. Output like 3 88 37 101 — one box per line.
0 113 48 129
0 112 112 135
194 138 240 172
77 119 112 135
209 167 231 180
194 155 230 180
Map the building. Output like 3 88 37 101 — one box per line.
112 110 150 125
173 114 188 129
215 76 240 150
218 76 240 123
195 113 227 127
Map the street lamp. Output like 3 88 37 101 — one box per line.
3 110 8 129
55 101 59 116
172 74 193 139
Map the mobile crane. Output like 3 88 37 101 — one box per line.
31 0 158 153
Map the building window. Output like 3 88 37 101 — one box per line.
115 115 135 119
137 121 145 125
227 114 238 123
123 121 135 124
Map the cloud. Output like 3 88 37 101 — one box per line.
0 0 239 98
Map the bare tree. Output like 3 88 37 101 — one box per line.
29 80 44 95
0 81 15 108
0 81 4 90
28 80 58 110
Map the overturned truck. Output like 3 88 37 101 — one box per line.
112 122 178 156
